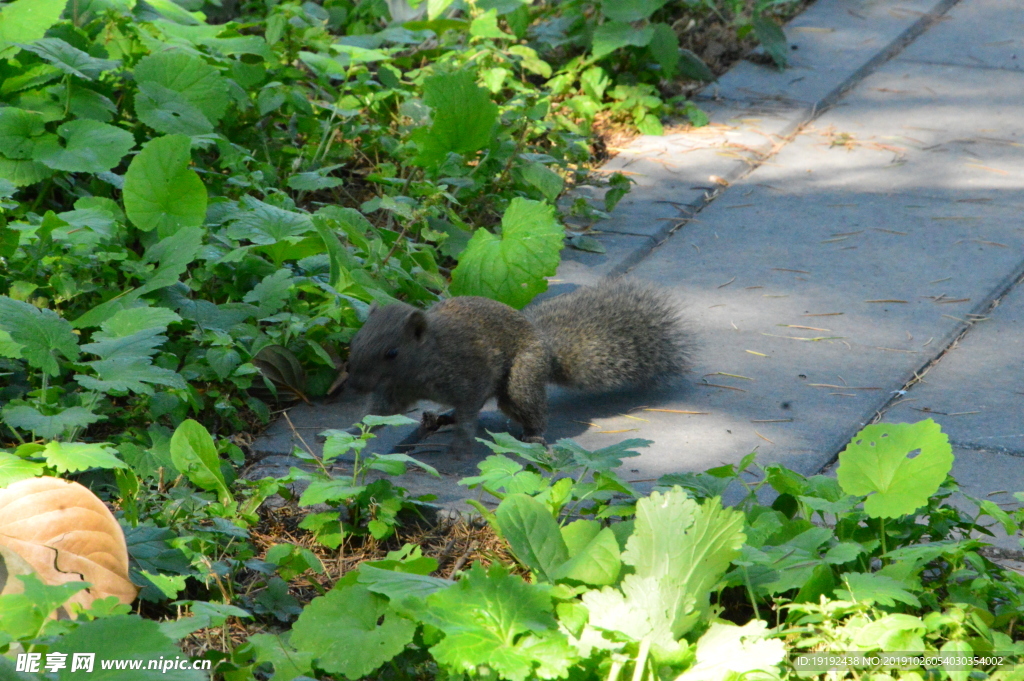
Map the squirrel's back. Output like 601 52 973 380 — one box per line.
525 279 694 392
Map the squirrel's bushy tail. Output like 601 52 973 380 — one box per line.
525 279 695 392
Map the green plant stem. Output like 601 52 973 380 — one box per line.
742 564 762 621
879 517 887 558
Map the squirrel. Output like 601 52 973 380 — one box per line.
345 279 695 457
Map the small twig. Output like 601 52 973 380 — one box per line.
449 540 478 577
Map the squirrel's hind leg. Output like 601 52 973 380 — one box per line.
500 347 549 445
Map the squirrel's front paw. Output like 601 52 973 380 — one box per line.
521 435 548 447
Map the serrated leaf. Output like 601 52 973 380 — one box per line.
287 165 344 191
420 563 568 681
76 357 186 395
41 441 128 473
450 198 564 309
291 581 416 679
243 268 293 317
0 155 52 186
134 50 230 124
249 633 315 681
838 572 921 608
123 135 207 236
592 22 654 60
0 295 79 375
675 621 786 681
358 564 452 602
751 14 788 69
18 38 119 80
99 307 182 337
1 404 102 440
470 9 511 39
836 420 953 518
0 0 67 58
0 452 44 487
601 0 669 22
52 615 205 680
32 119 135 173
410 70 498 169
169 419 232 504
226 196 314 244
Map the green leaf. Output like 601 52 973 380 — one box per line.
0 452 44 487
0 222 18 259
1 404 102 439
410 70 498 169
359 565 452 602
134 81 215 136
18 38 119 80
0 295 79 375
751 14 788 69
243 268 293 317
495 494 569 582
52 615 206 680
450 198 564 309
0 155 52 186
169 419 232 504
584 489 745 647
42 441 128 473
133 49 230 125
250 633 315 681
836 420 954 518
0 107 49 160
507 45 551 78
470 9 511 39
287 165 344 191
98 307 182 338
33 119 135 173
838 572 921 608
298 479 363 506
291 581 416 679
678 49 715 82
554 520 621 585
419 563 571 681
76 358 186 395
0 0 67 58
226 197 313 244
680 620 786 680
311 214 356 293
138 571 187 600
516 161 563 202
123 135 207 236
592 22 654 60
601 0 669 22
851 613 926 652
648 22 679 77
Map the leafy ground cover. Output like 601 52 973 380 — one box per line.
7 1 1020 681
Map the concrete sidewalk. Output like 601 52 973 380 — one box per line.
251 0 1024 548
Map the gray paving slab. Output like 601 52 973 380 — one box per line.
947 448 1024 552
885 276 1024 454
750 61 1024 199
899 0 1024 72
704 0 957 108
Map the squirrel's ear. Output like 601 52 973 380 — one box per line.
405 310 428 342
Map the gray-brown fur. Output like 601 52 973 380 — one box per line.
345 280 694 457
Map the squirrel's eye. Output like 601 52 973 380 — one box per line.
384 348 398 360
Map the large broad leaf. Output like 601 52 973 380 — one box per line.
291 580 416 679
0 107 49 159
450 198 564 309
0 477 138 610
836 420 953 518
601 0 669 22
18 38 119 80
648 22 680 77
1 404 102 440
553 520 621 586
52 615 205 680
0 295 79 375
495 494 568 582
418 563 576 681
169 419 232 504
675 621 786 681
33 119 135 173
0 0 67 58
0 156 51 186
0 452 44 488
122 134 207 236
225 196 314 244
134 81 215 136
583 489 745 650
133 49 230 125
410 70 497 169
76 358 186 395
40 441 128 474
592 21 654 60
